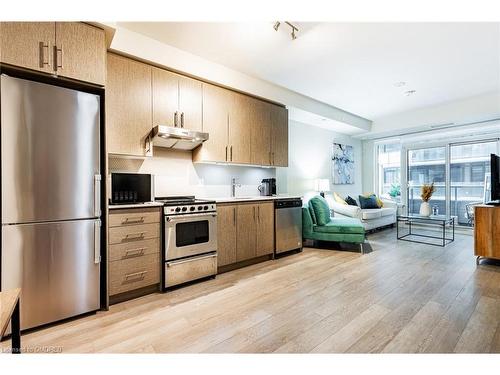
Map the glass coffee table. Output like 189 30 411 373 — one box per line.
396 214 455 247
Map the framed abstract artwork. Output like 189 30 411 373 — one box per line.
332 143 355 184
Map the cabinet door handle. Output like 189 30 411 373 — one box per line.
54 45 63 70
124 247 147 258
230 146 233 161
269 151 272 165
124 271 147 280
272 152 275 165
180 112 184 128
233 207 236 225
39 41 50 68
225 146 228 161
253 206 256 221
258 206 260 221
122 216 145 224
174 111 178 127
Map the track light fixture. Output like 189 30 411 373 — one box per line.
273 21 299 40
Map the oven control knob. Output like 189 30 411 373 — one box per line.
181 207 187 212
190 206 195 211
198 206 203 210
175 207 181 212
203 205 209 210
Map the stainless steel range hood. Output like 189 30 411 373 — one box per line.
149 125 209 151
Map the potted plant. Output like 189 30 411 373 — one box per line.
419 182 436 216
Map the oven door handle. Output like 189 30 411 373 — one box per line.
166 253 217 266
166 213 217 222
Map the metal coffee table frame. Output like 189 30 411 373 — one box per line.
397 214 455 247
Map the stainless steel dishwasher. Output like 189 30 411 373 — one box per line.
275 198 303 255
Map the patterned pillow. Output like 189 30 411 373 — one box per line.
362 192 384 208
358 195 379 209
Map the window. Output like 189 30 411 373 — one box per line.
377 143 401 199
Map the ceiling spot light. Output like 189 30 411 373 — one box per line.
273 21 299 40
404 90 416 96
394 81 406 87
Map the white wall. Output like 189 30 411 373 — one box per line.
108 148 275 199
276 120 363 201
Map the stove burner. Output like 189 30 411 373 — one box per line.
155 196 216 214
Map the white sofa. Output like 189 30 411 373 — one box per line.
330 198 397 231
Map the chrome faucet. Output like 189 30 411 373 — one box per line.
231 177 241 197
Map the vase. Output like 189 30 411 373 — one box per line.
419 201 431 216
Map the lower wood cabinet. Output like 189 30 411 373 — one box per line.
474 205 500 261
217 201 274 269
108 207 161 301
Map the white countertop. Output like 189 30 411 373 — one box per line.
108 201 165 210
205 195 303 204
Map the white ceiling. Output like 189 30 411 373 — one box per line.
119 22 500 120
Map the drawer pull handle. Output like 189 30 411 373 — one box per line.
124 247 147 258
124 271 147 281
122 217 145 224
124 232 145 240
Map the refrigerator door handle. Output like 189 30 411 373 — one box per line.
95 219 101 264
94 174 101 217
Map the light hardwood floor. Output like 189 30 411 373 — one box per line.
2 228 500 353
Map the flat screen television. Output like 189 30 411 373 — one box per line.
490 153 500 205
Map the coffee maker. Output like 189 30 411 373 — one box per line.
258 178 276 196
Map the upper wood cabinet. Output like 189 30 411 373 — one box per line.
270 105 289 167
54 23 106 85
193 83 230 163
228 92 252 164
0 22 55 74
0 22 105 85
106 53 152 156
152 67 202 131
193 83 288 167
250 100 272 166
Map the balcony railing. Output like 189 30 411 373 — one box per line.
407 183 485 227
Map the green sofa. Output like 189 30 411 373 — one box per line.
303 196 366 253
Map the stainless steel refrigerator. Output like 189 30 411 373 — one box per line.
1 74 101 331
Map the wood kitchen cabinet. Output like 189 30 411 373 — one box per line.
229 92 252 164
193 83 231 163
54 22 106 85
216 205 237 267
152 67 202 131
106 53 152 156
0 22 105 85
270 105 289 167
217 200 274 269
256 202 275 257
250 100 273 166
0 22 55 74
236 204 257 261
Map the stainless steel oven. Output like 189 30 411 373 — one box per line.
156 196 218 288
164 210 217 260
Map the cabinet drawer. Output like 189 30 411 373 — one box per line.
165 253 217 288
109 209 160 227
109 238 160 262
108 223 159 245
109 253 160 296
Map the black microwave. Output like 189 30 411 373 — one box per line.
110 173 153 204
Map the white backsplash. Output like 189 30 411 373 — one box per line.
108 147 276 199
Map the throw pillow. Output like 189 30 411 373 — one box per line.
309 196 332 226
333 192 347 205
358 195 379 209
345 196 358 206
362 192 384 208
